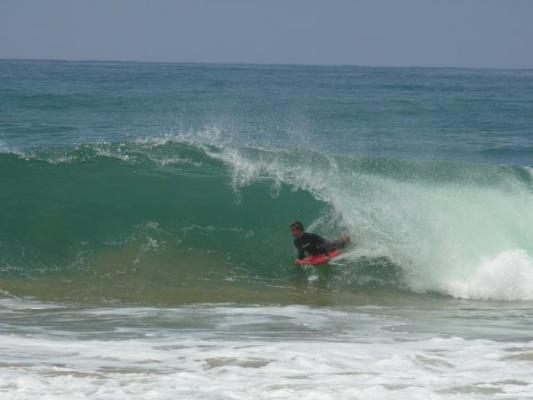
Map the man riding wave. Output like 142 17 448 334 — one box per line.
290 221 350 264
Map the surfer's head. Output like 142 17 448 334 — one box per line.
290 221 304 237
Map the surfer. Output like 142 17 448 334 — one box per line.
290 221 350 264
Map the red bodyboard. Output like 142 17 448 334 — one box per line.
296 249 342 266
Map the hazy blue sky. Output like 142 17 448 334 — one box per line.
1 0 532 68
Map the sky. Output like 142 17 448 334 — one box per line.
1 0 532 69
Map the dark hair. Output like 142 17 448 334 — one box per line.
290 221 304 231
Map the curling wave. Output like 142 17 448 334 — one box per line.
1 137 532 302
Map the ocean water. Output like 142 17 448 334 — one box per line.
1 59 532 399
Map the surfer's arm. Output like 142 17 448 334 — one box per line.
293 247 305 265
294 239 306 260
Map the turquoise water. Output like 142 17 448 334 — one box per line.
1 59 533 398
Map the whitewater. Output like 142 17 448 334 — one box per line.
1 59 532 399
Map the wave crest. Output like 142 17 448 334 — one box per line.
1 138 532 302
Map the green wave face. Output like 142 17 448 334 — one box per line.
1 139 532 304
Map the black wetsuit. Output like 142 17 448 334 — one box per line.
294 232 330 260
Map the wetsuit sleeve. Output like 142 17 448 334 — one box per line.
294 239 306 260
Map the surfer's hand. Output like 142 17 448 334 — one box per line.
340 235 351 244
294 259 300 265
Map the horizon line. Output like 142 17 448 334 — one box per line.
1 57 532 72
